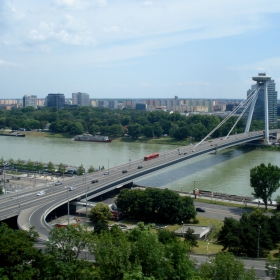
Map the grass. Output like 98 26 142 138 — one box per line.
114 136 190 146
6 171 21 175
23 131 75 138
195 197 276 213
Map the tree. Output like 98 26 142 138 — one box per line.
184 227 198 250
47 161 55 173
142 125 154 138
36 161 44 174
88 124 100 135
0 223 43 279
0 157 4 167
90 227 132 280
199 252 257 280
58 163 66 174
8 158 15 169
250 163 280 210
276 195 280 211
43 225 94 280
88 165 95 173
93 220 109 234
26 159 34 172
218 217 241 252
77 164 85 176
127 123 142 138
88 202 112 223
266 255 280 280
16 158 24 170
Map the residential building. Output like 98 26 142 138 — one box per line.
72 92 90 106
23 95 37 109
108 100 118 109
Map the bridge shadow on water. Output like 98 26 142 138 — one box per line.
136 147 256 188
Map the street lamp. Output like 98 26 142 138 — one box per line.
3 164 6 194
181 221 184 238
207 242 209 254
84 171 88 219
67 188 70 226
257 226 261 258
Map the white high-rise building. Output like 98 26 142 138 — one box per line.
23 95 37 109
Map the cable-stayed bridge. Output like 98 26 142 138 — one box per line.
0 73 278 240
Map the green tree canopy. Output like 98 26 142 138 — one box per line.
250 163 280 210
43 225 94 280
199 252 257 280
88 202 112 223
0 223 43 279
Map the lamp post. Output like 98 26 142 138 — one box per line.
181 221 184 238
17 187 21 212
194 181 196 198
3 164 6 194
108 158 109 173
207 242 209 255
67 188 70 226
257 226 261 258
84 171 88 219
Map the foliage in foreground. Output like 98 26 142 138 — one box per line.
0 222 261 280
115 188 196 223
218 209 280 257
199 252 257 280
250 163 280 210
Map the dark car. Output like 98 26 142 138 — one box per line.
91 179 99 183
122 170 128 173
196 207 205 212
138 166 143 169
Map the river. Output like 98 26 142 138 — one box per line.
1 136 280 198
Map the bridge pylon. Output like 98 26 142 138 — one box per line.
246 73 271 145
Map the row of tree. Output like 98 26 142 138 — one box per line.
0 157 95 176
115 188 197 223
218 209 280 257
0 222 259 280
0 106 266 140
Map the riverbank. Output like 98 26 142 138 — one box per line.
3 130 190 145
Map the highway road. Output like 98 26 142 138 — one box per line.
0 130 277 236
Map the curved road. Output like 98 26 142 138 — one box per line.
0 130 277 236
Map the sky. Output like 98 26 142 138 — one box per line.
1 0 280 100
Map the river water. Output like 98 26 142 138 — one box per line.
1 136 280 198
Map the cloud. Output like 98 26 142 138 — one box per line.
229 57 280 75
2 0 280 63
54 0 107 10
0 59 20 67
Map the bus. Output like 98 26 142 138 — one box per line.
144 153 159 161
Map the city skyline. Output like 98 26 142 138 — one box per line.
1 0 280 99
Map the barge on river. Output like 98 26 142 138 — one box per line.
74 134 112 143
0 133 25 138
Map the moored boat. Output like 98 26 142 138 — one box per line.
74 134 112 142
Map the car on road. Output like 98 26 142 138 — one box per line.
103 171 109 175
37 191 45 196
68 187 76 191
138 166 143 169
122 170 127 173
91 179 99 183
196 207 205 212
55 181 62 186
